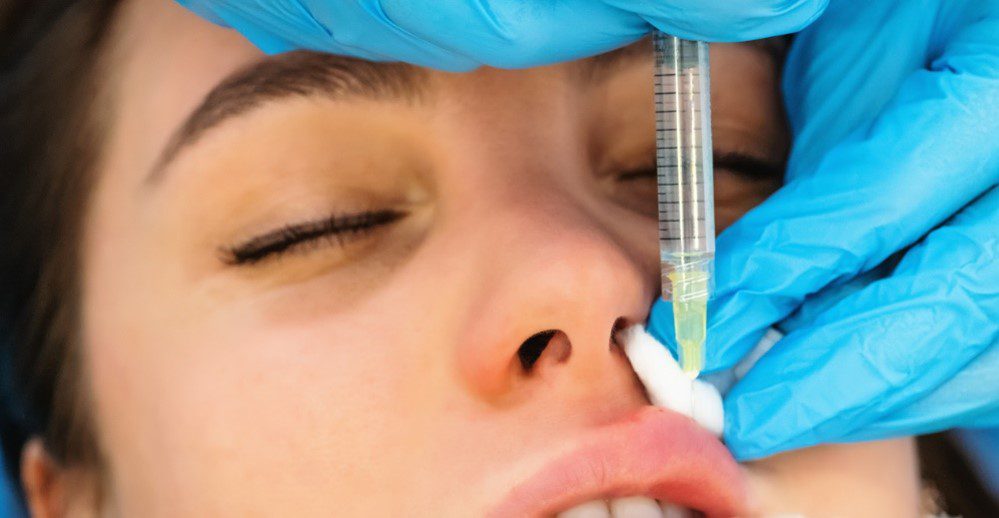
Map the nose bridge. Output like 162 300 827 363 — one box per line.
454 185 653 399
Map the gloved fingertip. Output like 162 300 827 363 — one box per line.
646 301 677 345
173 0 231 28
640 0 830 42
724 422 787 462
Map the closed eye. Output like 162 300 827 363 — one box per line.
617 152 784 183
220 210 406 266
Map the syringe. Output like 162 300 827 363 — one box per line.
653 32 715 379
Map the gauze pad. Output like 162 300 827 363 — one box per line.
619 325 724 436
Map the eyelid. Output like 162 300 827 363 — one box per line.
613 152 784 183
220 210 405 266
615 167 656 181
713 152 785 182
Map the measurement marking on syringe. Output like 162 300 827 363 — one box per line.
657 208 708 213
659 221 708 226
656 109 697 115
656 182 704 187
657 204 708 210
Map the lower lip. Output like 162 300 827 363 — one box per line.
490 406 747 517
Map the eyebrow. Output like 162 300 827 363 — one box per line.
146 40 699 185
146 51 426 185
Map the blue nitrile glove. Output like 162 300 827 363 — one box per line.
0 445 22 518
175 0 828 71
647 0 999 460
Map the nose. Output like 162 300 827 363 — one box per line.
452 190 655 402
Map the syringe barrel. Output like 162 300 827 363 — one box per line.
654 33 715 302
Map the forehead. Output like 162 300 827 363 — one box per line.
106 0 782 188
106 0 263 181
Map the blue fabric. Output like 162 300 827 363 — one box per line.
957 427 999 501
0 446 21 518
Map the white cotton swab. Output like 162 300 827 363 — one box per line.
619 325 724 436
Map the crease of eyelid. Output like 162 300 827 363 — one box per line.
219 210 406 266
714 152 785 182
613 151 785 183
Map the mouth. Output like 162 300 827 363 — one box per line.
488 406 746 518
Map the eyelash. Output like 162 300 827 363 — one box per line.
221 210 405 266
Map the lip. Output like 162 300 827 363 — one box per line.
488 405 747 518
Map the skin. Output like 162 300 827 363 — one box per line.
22 0 920 516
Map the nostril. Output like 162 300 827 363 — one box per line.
610 317 631 349
517 330 559 372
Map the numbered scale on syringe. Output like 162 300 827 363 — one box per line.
653 33 715 301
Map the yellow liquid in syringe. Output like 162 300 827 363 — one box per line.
668 270 708 377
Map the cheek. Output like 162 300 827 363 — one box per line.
745 439 920 516
83 290 449 512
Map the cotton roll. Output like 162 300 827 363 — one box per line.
619 325 724 436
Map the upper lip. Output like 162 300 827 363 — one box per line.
488 405 747 518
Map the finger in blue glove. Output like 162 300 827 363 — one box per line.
726 186 999 460
175 0 828 70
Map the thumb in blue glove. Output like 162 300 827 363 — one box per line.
727 186 999 459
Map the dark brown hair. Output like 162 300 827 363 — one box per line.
0 0 124 496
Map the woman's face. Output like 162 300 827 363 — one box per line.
56 0 917 516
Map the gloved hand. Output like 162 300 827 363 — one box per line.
174 0 827 70
647 0 999 460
